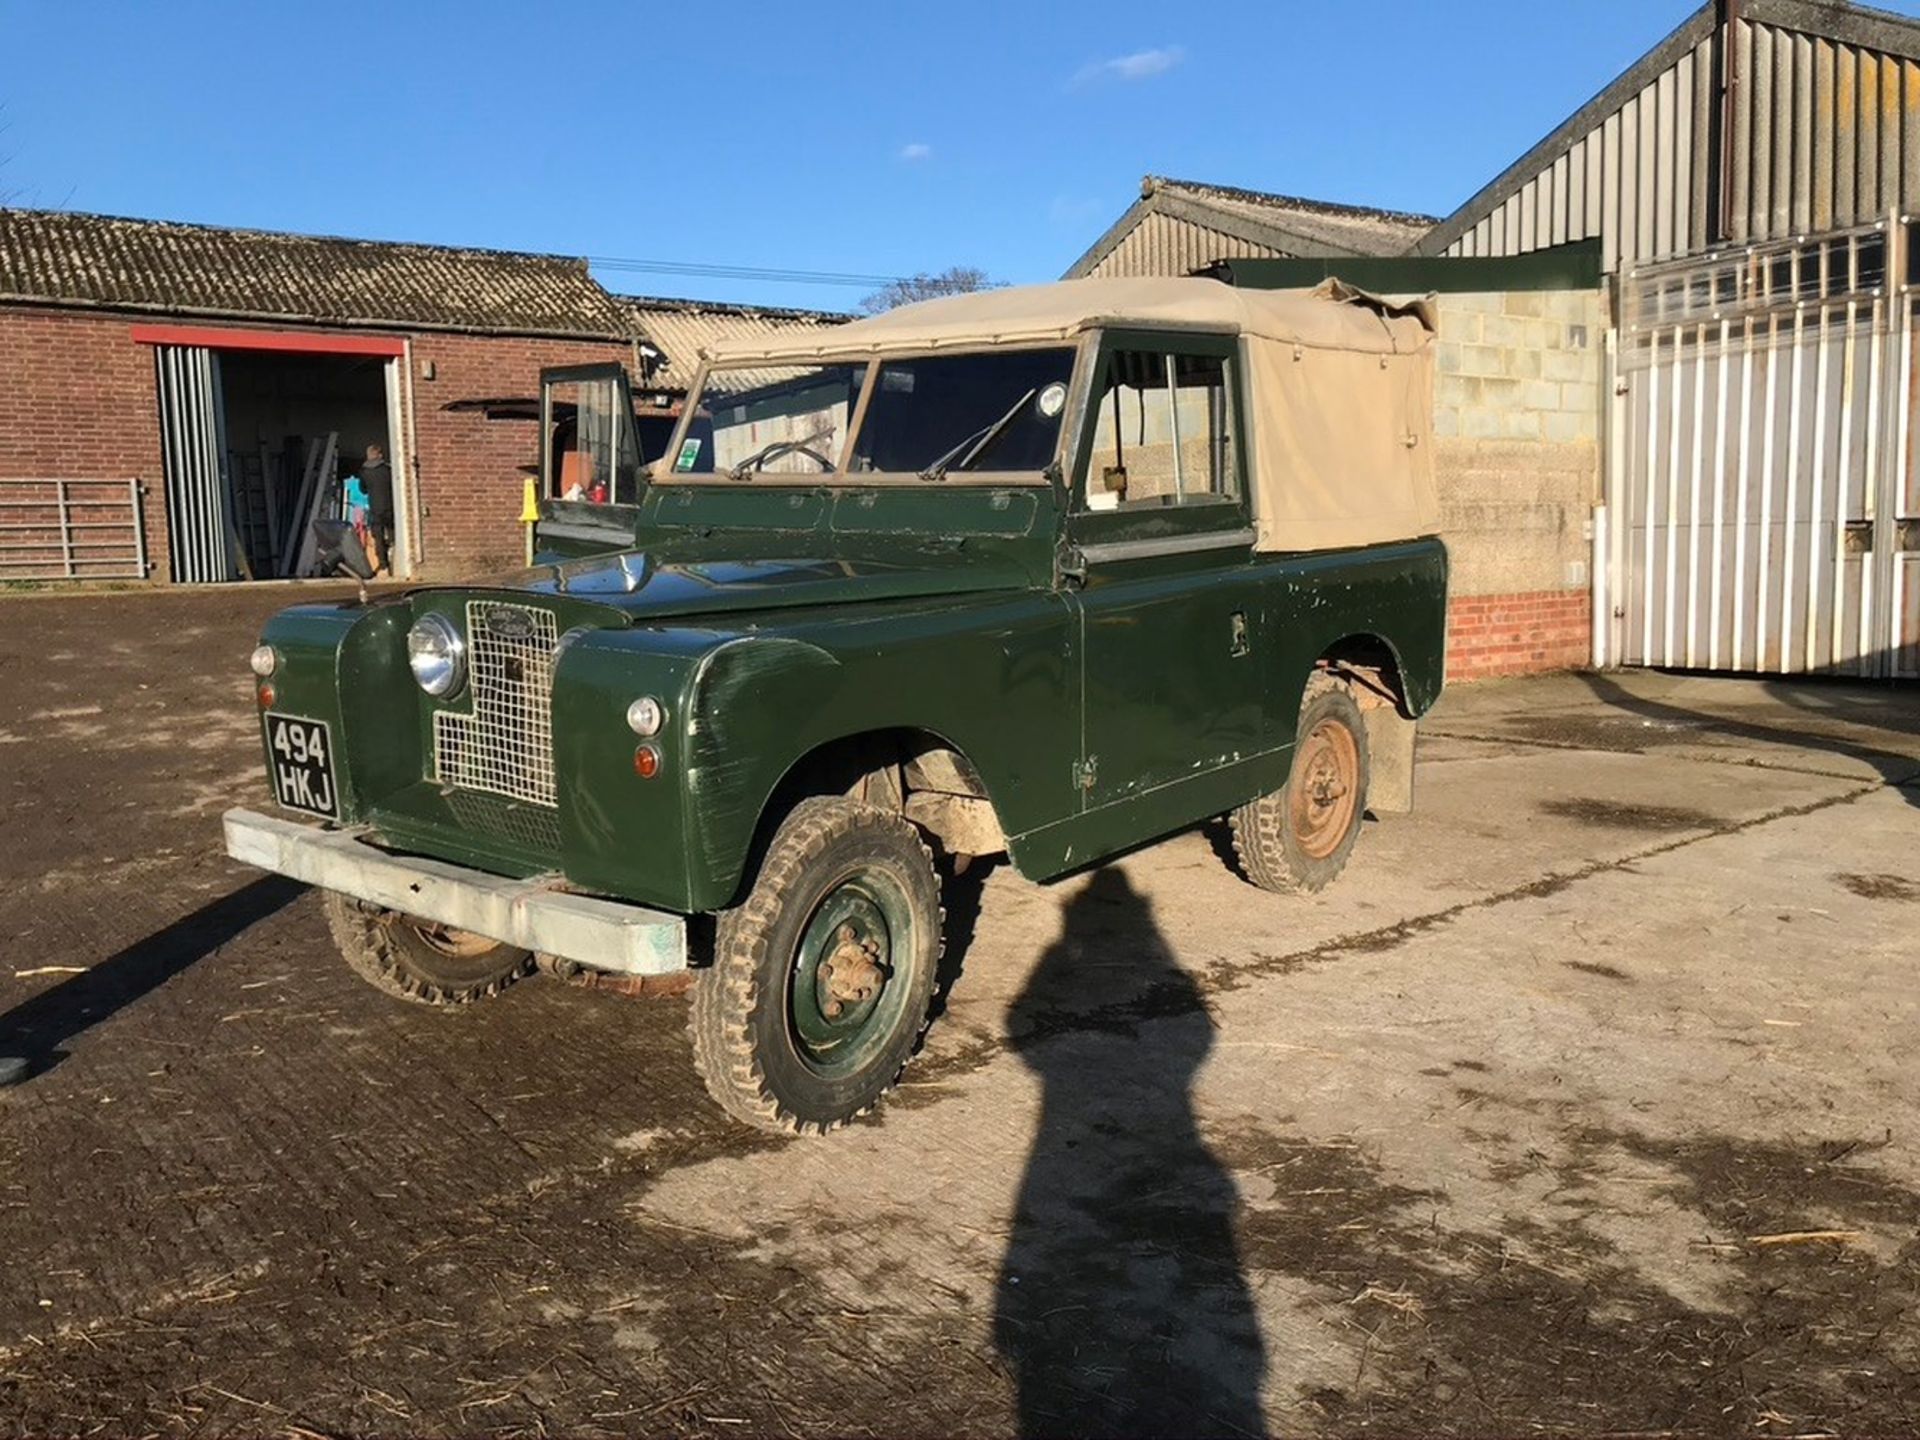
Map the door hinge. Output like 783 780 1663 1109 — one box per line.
1073 756 1098 792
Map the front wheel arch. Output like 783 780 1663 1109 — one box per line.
720 726 1008 909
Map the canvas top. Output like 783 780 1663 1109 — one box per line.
700 276 1434 365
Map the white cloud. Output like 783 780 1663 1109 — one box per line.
899 142 933 162
1072 45 1185 88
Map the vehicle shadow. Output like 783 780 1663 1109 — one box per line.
1575 671 1920 809
0 875 303 1083
994 867 1266 1438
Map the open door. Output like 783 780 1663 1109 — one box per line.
535 363 644 557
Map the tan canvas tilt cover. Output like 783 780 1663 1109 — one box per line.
702 276 1441 553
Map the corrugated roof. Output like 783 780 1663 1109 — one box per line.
1066 176 1439 278
0 208 636 339
622 294 850 395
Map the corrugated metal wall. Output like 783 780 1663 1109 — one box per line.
1446 17 1920 272
1085 211 1289 279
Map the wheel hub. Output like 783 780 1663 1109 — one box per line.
1290 718 1360 860
820 922 887 1018
789 881 905 1077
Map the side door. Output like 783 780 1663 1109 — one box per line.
1064 330 1268 810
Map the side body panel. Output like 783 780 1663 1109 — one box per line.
1012 536 1448 879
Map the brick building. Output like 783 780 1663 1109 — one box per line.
0 208 639 582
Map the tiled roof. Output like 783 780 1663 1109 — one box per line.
0 208 635 339
621 294 850 396
1066 176 1439 277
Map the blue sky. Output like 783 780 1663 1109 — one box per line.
5 0 1920 311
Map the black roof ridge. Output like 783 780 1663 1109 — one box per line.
615 292 852 321
1144 176 1441 227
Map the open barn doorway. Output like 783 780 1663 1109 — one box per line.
146 329 414 582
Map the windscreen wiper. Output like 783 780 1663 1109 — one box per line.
919 388 1036 482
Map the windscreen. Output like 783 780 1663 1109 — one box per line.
669 348 1076 481
671 364 867 478
849 349 1074 476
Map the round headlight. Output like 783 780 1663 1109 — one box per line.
249 644 278 678
407 613 466 698
626 696 666 736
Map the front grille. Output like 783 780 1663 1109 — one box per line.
432 601 559 807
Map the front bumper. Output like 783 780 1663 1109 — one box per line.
223 808 686 975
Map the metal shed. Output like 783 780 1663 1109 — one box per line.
1420 0 1920 679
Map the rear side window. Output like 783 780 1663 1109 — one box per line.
1083 350 1237 511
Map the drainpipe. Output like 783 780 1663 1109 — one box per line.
1716 0 1743 245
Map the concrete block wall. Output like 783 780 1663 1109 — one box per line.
1430 288 1605 679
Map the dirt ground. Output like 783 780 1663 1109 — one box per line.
0 584 1917 1438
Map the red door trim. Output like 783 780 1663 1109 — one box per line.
128 322 406 357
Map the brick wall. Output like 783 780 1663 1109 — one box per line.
0 306 635 583
0 307 166 576
406 332 633 578
1448 588 1591 680
1431 288 1604 678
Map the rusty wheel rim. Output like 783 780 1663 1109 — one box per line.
407 920 501 960
1289 718 1359 860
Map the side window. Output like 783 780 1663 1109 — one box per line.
546 373 641 504
1082 349 1237 512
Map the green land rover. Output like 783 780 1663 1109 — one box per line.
225 276 1449 1133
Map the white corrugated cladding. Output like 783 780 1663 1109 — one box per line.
1088 211 1291 279
1422 3 1920 272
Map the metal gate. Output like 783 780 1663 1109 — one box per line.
1613 218 1920 678
0 478 148 579
155 345 238 584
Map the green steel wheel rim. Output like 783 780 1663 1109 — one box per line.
787 870 914 1079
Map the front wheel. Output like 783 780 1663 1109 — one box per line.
690 797 943 1134
323 892 535 1005
1230 673 1371 894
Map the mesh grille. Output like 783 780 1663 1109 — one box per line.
432 601 559 807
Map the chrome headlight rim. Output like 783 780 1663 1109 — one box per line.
407 612 467 699
626 695 667 736
248 644 278 678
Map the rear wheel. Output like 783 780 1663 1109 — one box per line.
323 892 535 1006
1231 673 1370 894
690 797 943 1134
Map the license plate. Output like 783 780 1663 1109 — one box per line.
265 713 339 818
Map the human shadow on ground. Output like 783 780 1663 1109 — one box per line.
993 867 1266 1438
1574 671 1920 809
0 875 302 1083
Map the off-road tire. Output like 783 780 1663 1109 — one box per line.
1231 672 1371 895
690 797 943 1135
323 892 535 1006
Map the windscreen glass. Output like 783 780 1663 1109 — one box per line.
849 349 1075 477
671 363 867 478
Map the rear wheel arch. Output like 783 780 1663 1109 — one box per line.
1309 632 1419 817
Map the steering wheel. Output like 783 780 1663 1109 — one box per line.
761 441 836 473
731 438 837 478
